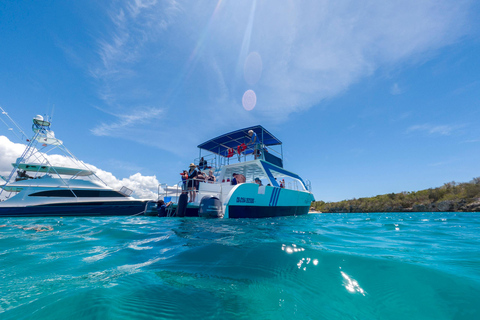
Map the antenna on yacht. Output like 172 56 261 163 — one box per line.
50 104 55 123
0 106 29 143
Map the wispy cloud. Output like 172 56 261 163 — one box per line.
82 0 473 143
428 159 455 167
390 83 403 95
406 123 465 136
91 106 164 137
91 0 180 80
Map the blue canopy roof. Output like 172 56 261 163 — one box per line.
197 126 282 157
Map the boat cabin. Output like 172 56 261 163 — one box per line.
159 126 312 210
194 125 309 190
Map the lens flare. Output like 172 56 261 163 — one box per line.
242 90 257 111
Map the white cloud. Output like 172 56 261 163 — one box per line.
0 135 159 199
406 123 465 136
94 170 159 199
0 136 25 177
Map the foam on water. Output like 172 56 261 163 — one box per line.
1 212 479 319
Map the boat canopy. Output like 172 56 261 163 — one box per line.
197 125 282 157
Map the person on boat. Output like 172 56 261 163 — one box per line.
157 199 172 217
187 163 198 203
196 170 205 192
206 170 216 183
247 130 260 159
255 177 263 186
16 170 32 180
231 173 246 185
236 174 246 183
231 173 238 185
198 157 207 170
180 170 188 191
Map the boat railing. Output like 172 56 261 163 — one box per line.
194 154 217 171
305 180 312 192
217 144 263 166
158 178 225 205
284 179 312 192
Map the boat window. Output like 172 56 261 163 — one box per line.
264 152 283 168
28 190 128 197
265 168 307 191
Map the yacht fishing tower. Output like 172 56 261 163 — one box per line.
0 113 153 217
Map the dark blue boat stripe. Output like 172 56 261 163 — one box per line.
272 188 279 206
269 188 280 207
268 189 275 206
270 188 277 207
268 188 276 207
274 188 281 206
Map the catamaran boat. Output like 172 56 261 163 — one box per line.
0 115 154 217
158 126 314 218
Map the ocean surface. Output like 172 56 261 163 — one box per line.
1 212 479 320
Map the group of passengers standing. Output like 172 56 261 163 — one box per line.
181 159 215 203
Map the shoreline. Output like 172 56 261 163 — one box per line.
312 178 480 213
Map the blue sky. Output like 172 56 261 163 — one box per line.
1 0 479 201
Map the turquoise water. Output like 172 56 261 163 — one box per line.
1 212 479 320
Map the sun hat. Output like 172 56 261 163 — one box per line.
248 130 253 134
254 177 260 181
189 163 196 167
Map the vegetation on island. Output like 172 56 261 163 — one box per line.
312 177 480 213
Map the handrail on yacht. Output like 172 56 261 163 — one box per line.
158 178 224 205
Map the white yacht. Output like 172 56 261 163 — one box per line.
159 126 314 218
0 115 154 217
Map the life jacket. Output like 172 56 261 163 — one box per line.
237 143 247 154
227 148 234 158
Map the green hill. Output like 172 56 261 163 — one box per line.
312 177 480 213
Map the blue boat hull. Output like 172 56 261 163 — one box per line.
0 200 151 217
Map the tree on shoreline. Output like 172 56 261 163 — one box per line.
312 177 480 213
